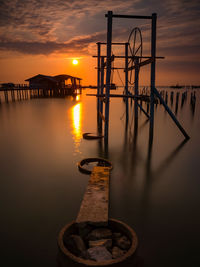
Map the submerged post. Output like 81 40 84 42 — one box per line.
150 13 157 138
97 42 101 125
125 43 129 125
104 11 113 143
134 57 139 120
154 88 190 139
99 56 105 133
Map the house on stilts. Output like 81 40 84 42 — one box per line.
25 74 82 97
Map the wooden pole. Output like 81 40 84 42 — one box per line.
134 57 139 120
104 11 113 143
97 42 101 125
99 56 105 133
150 13 157 138
153 87 189 139
4 90 8 103
125 42 129 125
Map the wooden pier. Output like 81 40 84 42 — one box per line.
0 74 82 104
0 85 82 104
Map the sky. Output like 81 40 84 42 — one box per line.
0 0 200 85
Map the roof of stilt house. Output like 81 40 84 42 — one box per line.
25 74 82 82
54 74 82 80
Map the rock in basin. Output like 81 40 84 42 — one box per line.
64 234 86 256
87 228 112 241
87 246 112 261
115 235 131 250
89 239 112 249
112 246 126 259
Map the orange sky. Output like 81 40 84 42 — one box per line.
0 0 200 86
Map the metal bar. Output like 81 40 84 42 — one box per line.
104 11 113 141
150 13 157 138
105 14 152 19
154 88 190 139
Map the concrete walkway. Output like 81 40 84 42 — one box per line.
76 166 110 226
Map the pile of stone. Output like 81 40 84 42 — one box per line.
63 226 131 262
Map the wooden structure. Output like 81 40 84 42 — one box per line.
0 74 82 103
25 74 81 90
88 11 189 142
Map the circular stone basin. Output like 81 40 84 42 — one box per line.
58 218 138 266
78 158 113 175
83 133 104 140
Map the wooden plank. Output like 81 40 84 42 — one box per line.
76 166 110 226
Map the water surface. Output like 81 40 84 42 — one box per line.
0 88 199 266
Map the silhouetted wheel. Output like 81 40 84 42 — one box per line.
127 27 143 85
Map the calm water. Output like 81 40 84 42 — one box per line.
0 88 200 267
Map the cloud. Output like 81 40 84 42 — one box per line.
0 31 107 55
0 0 199 60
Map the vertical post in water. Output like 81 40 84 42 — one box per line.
99 56 105 133
97 42 101 126
125 42 129 126
104 11 113 143
134 57 139 120
150 13 157 139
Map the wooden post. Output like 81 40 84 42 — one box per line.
134 57 139 120
104 11 113 143
4 90 8 103
125 42 129 125
99 56 105 133
154 87 189 139
97 42 101 125
150 13 157 138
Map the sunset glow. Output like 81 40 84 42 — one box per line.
71 102 82 152
72 59 78 65
0 1 199 85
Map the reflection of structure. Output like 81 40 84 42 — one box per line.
71 103 82 154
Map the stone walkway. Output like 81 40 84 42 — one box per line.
76 166 110 226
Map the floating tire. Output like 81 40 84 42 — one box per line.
78 157 112 175
83 132 104 140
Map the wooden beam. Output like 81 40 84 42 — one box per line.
127 58 153 71
105 14 152 19
154 88 190 139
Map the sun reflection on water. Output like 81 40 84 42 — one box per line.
71 102 82 155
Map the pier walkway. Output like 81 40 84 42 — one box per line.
76 166 110 226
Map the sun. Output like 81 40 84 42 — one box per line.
72 59 78 65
